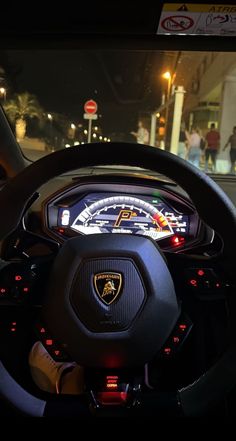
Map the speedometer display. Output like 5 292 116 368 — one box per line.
57 192 189 241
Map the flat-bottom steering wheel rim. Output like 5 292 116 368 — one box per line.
0 142 235 417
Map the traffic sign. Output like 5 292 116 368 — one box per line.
84 99 97 115
83 113 98 120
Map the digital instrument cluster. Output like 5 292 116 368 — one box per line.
56 192 190 242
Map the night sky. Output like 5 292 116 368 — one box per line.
4 50 164 135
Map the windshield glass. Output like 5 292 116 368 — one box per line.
1 49 235 176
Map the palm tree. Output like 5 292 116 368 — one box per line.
3 92 43 141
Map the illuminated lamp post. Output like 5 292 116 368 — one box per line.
162 71 172 150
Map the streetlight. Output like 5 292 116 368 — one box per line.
162 71 172 149
163 71 171 81
84 129 88 135
156 112 160 118
99 136 103 141
92 133 97 139
0 87 6 101
94 126 98 131
69 123 76 140
47 114 53 148
104 137 107 142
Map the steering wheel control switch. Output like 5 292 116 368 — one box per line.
0 285 9 298
35 321 69 362
96 376 130 407
88 371 142 409
160 314 193 359
0 262 36 303
185 268 229 297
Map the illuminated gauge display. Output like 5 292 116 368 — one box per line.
70 194 174 240
61 209 70 226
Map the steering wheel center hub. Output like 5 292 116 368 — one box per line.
43 233 179 368
71 257 146 332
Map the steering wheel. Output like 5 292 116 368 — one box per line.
0 142 235 417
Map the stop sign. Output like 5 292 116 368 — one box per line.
84 100 97 115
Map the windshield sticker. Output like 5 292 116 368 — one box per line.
158 3 236 35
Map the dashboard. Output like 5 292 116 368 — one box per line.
43 176 207 252
58 192 189 240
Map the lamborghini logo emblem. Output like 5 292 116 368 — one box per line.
93 272 123 305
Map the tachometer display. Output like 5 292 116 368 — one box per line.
58 193 189 241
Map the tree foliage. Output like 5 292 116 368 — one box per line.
3 92 43 122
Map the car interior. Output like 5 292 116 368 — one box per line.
0 1 236 418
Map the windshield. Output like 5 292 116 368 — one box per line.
1 49 235 176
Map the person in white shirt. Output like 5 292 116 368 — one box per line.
131 120 149 145
186 127 201 168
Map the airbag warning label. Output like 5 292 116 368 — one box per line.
157 3 236 35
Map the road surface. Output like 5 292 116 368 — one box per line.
21 148 50 162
